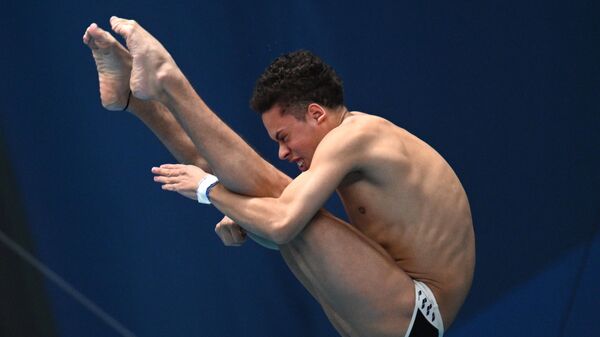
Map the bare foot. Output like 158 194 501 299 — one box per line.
83 23 132 111
109 16 178 101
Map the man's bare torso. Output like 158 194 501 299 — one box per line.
334 112 475 328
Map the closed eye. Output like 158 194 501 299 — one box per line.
276 131 288 143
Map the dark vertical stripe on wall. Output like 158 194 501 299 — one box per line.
0 132 57 337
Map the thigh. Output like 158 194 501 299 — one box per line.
280 211 416 337
283 255 353 336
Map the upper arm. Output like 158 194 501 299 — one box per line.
275 124 372 237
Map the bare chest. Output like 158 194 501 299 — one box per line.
336 172 407 245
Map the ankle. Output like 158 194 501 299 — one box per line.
158 65 194 104
157 63 184 97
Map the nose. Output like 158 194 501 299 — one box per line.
278 143 290 160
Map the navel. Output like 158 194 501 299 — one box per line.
358 206 366 214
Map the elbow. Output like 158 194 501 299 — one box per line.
270 218 300 245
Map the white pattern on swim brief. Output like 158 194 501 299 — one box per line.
404 280 445 337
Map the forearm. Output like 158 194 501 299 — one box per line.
208 184 302 244
159 69 291 197
127 97 211 172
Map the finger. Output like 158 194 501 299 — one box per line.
151 166 166 175
160 164 184 169
229 227 247 246
219 216 235 226
219 229 235 246
215 223 224 237
153 176 181 184
161 183 178 191
232 223 247 237
152 167 181 177
215 221 241 246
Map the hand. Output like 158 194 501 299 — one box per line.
215 216 280 250
152 163 208 200
215 216 247 247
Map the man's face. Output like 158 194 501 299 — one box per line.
261 105 323 172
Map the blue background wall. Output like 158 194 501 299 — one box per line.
0 1 598 336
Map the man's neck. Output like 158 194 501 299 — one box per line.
337 107 350 125
325 106 349 128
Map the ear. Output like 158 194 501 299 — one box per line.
307 103 327 124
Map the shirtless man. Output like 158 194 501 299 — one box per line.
83 17 475 337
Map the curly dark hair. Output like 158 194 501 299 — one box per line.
250 50 344 119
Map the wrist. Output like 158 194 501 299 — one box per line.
206 180 220 203
196 174 219 204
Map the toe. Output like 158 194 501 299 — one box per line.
83 23 95 44
110 16 126 31
110 16 138 37
84 34 98 49
88 25 120 49
88 23 105 39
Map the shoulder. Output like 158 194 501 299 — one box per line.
313 113 397 168
323 112 394 148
